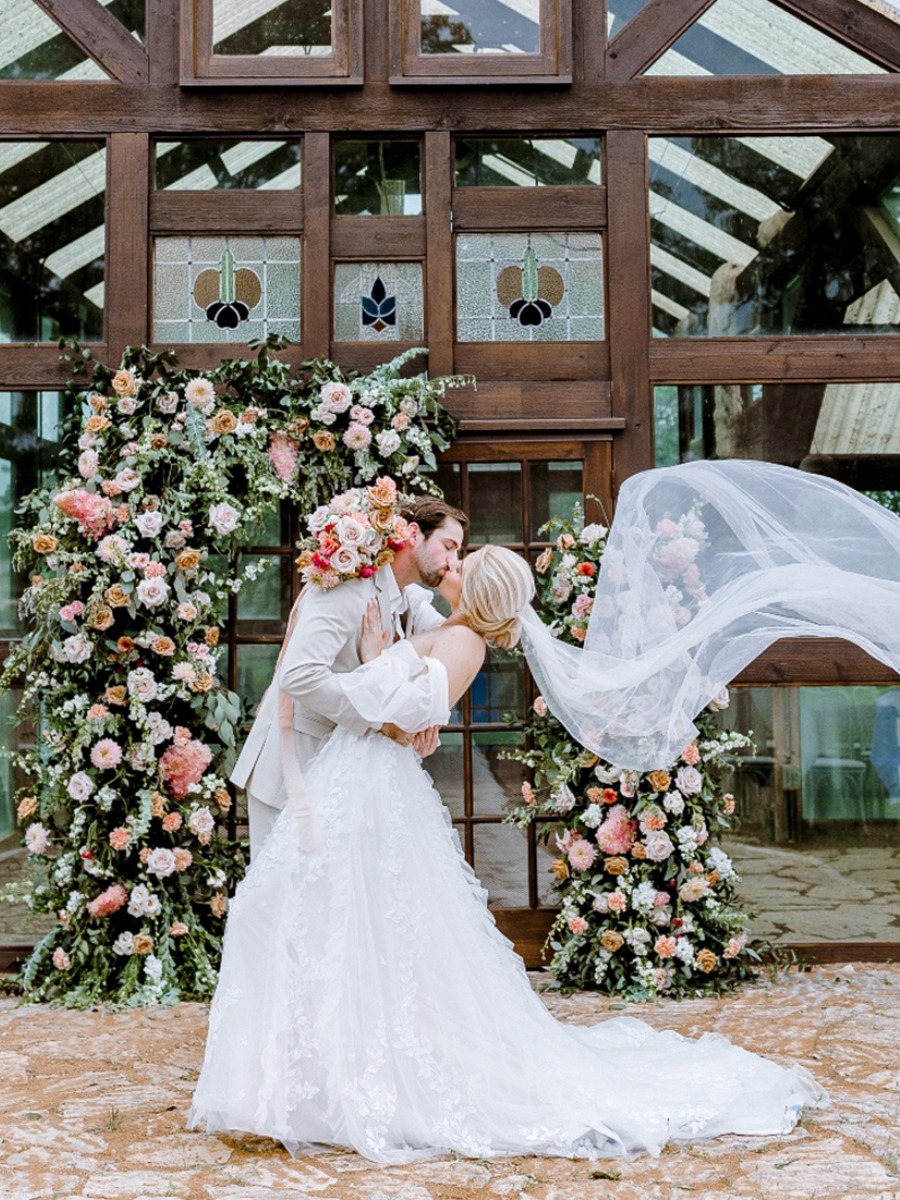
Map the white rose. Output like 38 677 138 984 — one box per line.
127 884 152 916
115 468 141 492
581 803 603 829
127 667 158 703
144 954 163 983
337 516 367 548
708 846 735 880
401 455 420 475
96 534 129 564
375 430 401 457
330 545 360 575
164 530 186 549
63 633 94 664
708 686 730 712
145 712 173 745
209 502 240 536
136 577 170 609
146 847 176 878
67 771 94 800
78 450 98 479
644 830 675 862
117 397 137 415
579 523 608 544
319 381 353 413
157 392 179 414
135 511 163 538
307 505 331 533
551 783 576 813
675 938 695 964
112 931 135 956
675 765 703 795
663 789 685 815
188 806 216 838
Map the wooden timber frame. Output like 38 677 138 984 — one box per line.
2 0 900 968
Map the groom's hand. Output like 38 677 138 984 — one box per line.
380 722 414 747
412 724 441 759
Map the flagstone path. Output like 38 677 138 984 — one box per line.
0 963 898 1200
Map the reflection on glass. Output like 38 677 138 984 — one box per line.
0 393 67 638
420 0 540 55
606 0 653 39
334 141 422 216
237 556 293 634
0 686 23 841
470 656 525 724
649 134 900 337
457 232 604 343
473 823 529 906
155 141 301 191
237 644 280 714
0 143 105 342
647 0 885 77
467 463 522 544
653 382 900 500
426 734 465 818
241 502 289 548
529 461 583 536
0 0 145 79
716 685 900 942
455 138 602 187
471 732 525 815
212 0 331 56
433 462 462 513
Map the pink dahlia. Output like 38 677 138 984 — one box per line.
90 738 123 769
567 838 597 872
595 804 637 856
159 737 213 798
87 883 129 918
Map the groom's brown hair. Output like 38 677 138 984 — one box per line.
401 495 469 544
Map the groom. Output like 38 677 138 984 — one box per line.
232 495 468 857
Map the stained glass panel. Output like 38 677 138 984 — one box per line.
153 236 301 344
212 0 331 56
455 137 602 187
456 232 603 342
419 0 541 55
155 141 301 191
333 262 424 342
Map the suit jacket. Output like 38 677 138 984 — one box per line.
231 574 443 810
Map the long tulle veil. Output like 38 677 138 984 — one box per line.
520 459 900 771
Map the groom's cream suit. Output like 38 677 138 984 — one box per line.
232 570 443 855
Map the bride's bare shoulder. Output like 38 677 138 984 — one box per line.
412 622 485 666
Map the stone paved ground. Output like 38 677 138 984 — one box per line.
1 965 899 1200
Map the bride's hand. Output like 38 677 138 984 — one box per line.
360 599 390 663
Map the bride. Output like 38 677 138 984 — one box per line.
188 539 821 1164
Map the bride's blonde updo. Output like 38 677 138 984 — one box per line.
459 545 535 650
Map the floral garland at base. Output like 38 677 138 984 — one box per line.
506 506 757 1002
3 338 463 1007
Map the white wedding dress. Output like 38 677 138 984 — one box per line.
188 639 821 1164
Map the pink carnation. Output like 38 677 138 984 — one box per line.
52 947 70 971
595 804 637 855
268 433 300 483
53 489 115 539
159 737 213 798
567 915 589 936
87 883 129 918
108 827 130 851
681 743 700 765
654 936 677 959
90 738 123 769
607 890 627 913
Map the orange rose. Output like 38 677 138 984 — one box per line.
190 671 214 693
88 393 107 414
646 770 671 793
214 788 232 812
133 934 154 955
603 856 629 876
551 858 570 881
204 626 220 646
706 869 719 886
367 479 397 508
105 585 130 608
105 685 127 706
210 893 228 918
209 410 237 436
151 635 175 656
117 636 135 654
535 547 553 574
32 534 58 554
150 792 167 818
600 930 624 953
84 414 111 434
111 368 137 397
313 431 335 452
295 550 313 571
88 606 115 632
371 507 396 533
150 433 168 450
287 416 309 437
374 548 395 569
173 848 193 872
175 549 202 572
696 949 718 973
631 843 647 860
17 796 37 820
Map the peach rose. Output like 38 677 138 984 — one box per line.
567 915 588 936
162 812 182 833
117 636 135 654
295 550 313 571
631 843 647 860
600 930 624 953
52 947 71 971
654 936 677 959
696 948 718 973
89 393 107 413
151 636 175 656
173 848 193 871
105 685 127 705
535 547 553 574
150 792 167 818
84 414 111 434
88 606 115 632
214 788 232 812
133 934 154 955
109 827 130 851
209 410 237 436
105 585 131 608
371 507 396 533
210 893 228 918
374 548 395 569
312 431 335 452
204 626 220 647
168 922 189 937
646 770 671 793
551 858 570 881
603 856 629 876
190 671 214 693
681 743 701 765
367 478 397 507
139 847 151 864
111 368 137 397
17 796 37 820
32 534 58 555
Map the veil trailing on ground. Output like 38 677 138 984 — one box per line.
520 459 900 771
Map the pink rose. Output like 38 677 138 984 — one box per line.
109 827 131 851
87 883 128 918
52 947 71 971
681 743 700 765
606 890 627 914
567 915 588 936
532 696 547 716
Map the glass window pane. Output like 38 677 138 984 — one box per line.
456 233 604 343
334 141 422 216
455 138 602 187
242 501 291 547
155 140 301 191
213 0 331 56
606 0 653 39
420 0 541 55
654 381 900 504
471 731 526 816
467 463 523 544
0 392 69 638
650 135 900 338
528 461 583 540
333 262 424 342
470 653 525 725
718 685 900 943
433 462 462 513
646 0 886 76
236 643 280 714
153 236 300 344
472 823 529 906
0 0 114 79
236 556 293 635
427 733 465 818
0 142 105 342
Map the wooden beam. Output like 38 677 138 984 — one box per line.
331 216 426 258
606 0 716 82
0 345 101 389
301 132 331 359
150 191 303 233
33 0 150 83
106 134 150 360
733 638 900 686
775 0 900 74
454 342 609 381
425 131 454 378
452 186 607 230
649 337 900 382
